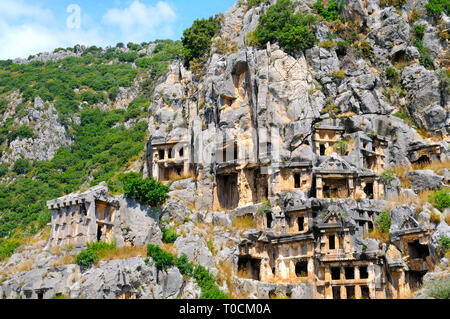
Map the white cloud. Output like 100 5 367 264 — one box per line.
0 1 105 60
0 19 106 60
0 0 53 22
0 0 179 60
102 0 177 41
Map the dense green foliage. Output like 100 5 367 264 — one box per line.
13 158 32 175
249 0 317 55
176 254 194 277
162 227 179 244
439 236 450 252
193 264 229 299
429 189 450 212
377 210 392 233
8 125 35 143
182 17 220 64
0 40 182 259
76 241 117 268
147 244 177 271
76 248 99 268
425 0 449 17
147 244 228 299
313 0 343 21
0 238 20 261
0 40 181 118
120 172 170 207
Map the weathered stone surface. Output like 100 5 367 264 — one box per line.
404 170 444 192
118 196 162 247
174 236 214 269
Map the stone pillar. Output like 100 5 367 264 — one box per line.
355 285 362 299
86 200 97 243
348 178 354 198
316 176 323 199
355 266 360 280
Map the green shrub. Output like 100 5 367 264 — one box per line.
75 241 116 268
87 240 116 253
439 236 450 252
118 52 138 63
120 172 170 207
0 239 20 261
182 17 220 64
386 67 400 85
257 200 271 215
360 41 373 58
13 158 32 175
193 264 229 299
0 98 7 114
414 25 426 39
108 87 118 101
381 169 397 182
249 0 317 55
76 248 99 268
176 254 194 277
0 163 9 177
333 139 348 156
427 278 450 299
162 227 178 244
147 244 176 270
425 0 449 17
8 125 35 142
429 189 450 212
146 245 228 298
313 0 342 21
377 210 391 233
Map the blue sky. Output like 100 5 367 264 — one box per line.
0 0 235 60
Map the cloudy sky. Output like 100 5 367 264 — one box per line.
0 0 234 60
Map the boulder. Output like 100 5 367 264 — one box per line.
404 170 444 192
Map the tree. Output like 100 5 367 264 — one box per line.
377 210 391 233
250 0 317 55
13 158 32 175
182 16 220 64
120 172 170 207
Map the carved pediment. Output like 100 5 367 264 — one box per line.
317 153 354 172
400 215 420 231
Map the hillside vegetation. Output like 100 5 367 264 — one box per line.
0 40 182 259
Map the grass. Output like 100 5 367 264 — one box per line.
390 160 450 179
232 215 255 231
426 277 450 299
167 170 196 184
96 245 147 263
430 212 442 224
364 228 390 244
2 259 34 275
387 190 436 210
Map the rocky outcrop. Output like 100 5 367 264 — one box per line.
1 97 73 164
0 257 201 299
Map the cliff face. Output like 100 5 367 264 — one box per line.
146 0 448 208
143 0 449 299
0 0 449 299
